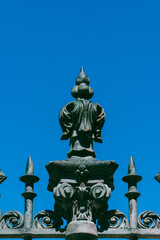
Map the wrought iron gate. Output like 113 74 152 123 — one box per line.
0 68 160 240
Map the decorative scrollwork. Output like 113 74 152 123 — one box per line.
0 211 24 229
33 210 63 229
53 183 75 200
138 211 160 229
107 210 129 229
97 210 129 231
91 183 111 200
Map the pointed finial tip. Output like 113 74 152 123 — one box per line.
130 155 133 161
128 155 136 174
26 156 34 175
78 66 87 79
71 67 94 99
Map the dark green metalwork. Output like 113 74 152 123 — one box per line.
20 156 39 229
0 68 160 240
123 156 142 229
47 68 118 240
59 67 105 158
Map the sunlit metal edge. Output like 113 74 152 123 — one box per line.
1 229 160 239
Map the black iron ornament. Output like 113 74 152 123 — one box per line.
46 67 119 240
0 68 160 240
123 156 142 229
59 67 105 158
20 156 39 229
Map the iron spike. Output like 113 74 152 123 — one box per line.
128 156 136 175
26 156 34 175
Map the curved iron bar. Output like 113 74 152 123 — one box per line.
138 211 160 229
33 210 63 229
0 211 24 229
97 209 129 231
107 210 129 229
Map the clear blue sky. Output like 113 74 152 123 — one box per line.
0 0 160 228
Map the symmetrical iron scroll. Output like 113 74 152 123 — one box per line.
0 211 24 229
0 68 160 240
33 210 63 229
138 211 160 229
46 158 118 231
105 210 129 229
1 155 160 238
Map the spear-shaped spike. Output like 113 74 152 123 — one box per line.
128 156 136 175
20 157 39 229
26 156 34 175
122 156 142 229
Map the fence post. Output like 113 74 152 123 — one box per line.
122 156 142 229
20 156 39 240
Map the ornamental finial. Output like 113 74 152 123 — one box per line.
71 67 94 99
59 68 105 158
76 67 88 82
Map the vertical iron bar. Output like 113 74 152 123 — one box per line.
129 198 138 228
20 156 39 230
122 156 142 229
